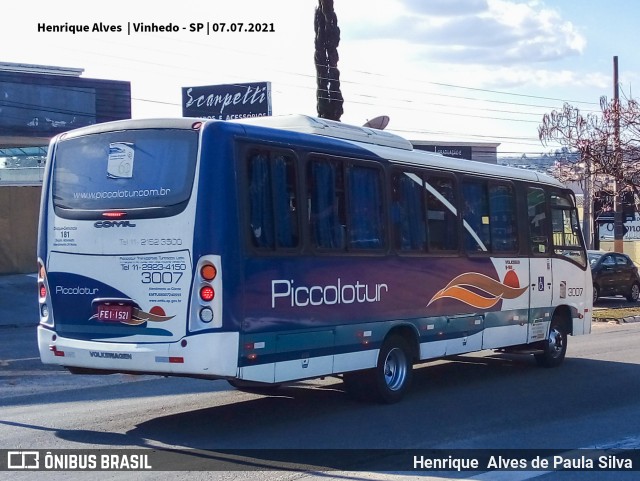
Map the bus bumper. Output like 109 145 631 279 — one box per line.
37 326 239 378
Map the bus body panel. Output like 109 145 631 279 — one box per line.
37 121 232 374
553 256 593 336
45 248 193 342
234 253 591 380
38 126 203 344
191 122 246 334
36 116 592 394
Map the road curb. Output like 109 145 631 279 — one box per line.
594 315 640 324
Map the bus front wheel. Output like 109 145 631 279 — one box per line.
535 318 568 368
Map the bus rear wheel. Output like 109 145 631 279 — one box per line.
371 335 413 403
343 335 414 403
535 318 567 368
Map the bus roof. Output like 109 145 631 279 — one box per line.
235 114 564 188
235 114 414 151
55 115 564 189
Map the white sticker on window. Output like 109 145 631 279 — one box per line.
107 142 135 179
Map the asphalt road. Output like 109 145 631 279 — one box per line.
2 321 640 481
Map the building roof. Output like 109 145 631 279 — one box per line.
0 62 83 77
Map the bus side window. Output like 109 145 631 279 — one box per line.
273 154 298 248
248 152 274 248
527 187 548 255
247 150 299 250
551 192 586 267
391 172 426 251
426 175 458 252
462 181 490 252
308 158 346 250
348 165 385 249
489 183 518 252
462 181 517 254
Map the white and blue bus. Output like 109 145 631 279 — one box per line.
37 115 592 403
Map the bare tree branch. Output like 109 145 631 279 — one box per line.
539 96 640 246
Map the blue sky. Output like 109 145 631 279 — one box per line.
4 0 639 155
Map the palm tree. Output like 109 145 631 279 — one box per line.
314 0 343 120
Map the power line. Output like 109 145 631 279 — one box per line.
1 34 603 154
137 32 602 108
423 80 598 106
54 33 603 115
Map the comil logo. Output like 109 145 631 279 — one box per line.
94 220 137 228
7 451 39 469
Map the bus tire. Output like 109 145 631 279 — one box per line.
227 379 281 394
535 317 568 368
371 335 413 404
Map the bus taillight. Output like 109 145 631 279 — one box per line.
37 259 52 325
102 211 126 218
38 264 47 298
191 256 222 331
200 265 217 281
200 286 215 302
49 345 65 357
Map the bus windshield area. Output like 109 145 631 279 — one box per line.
52 129 198 216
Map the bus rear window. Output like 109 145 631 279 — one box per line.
52 129 198 218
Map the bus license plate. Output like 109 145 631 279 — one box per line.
97 305 132 322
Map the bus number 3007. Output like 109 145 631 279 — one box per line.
141 271 184 284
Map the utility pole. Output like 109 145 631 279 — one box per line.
613 56 624 252
584 156 593 249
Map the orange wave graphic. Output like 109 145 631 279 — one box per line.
119 307 175 326
428 272 528 309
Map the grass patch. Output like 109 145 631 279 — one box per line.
593 307 640 320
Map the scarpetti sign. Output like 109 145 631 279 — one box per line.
181 81 271 120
